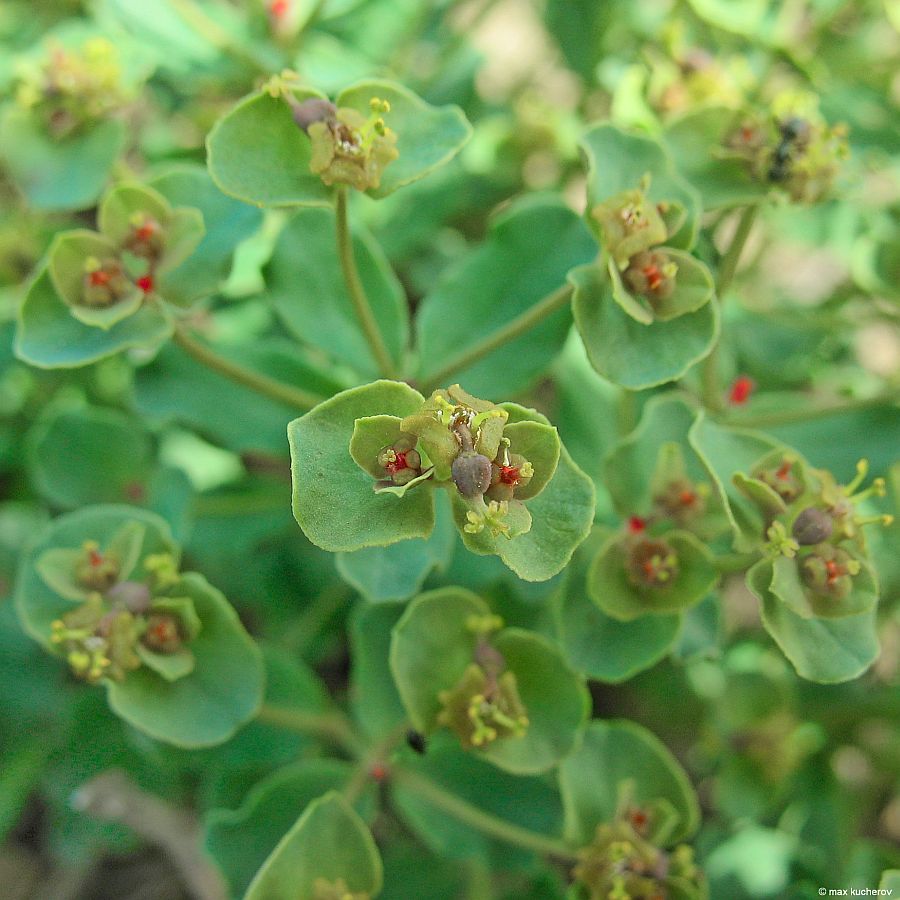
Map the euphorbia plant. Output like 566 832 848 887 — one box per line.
1 3 898 898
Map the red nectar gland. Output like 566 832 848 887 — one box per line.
728 375 755 405
136 274 154 294
498 465 521 486
628 516 647 534
89 269 111 287
385 450 408 474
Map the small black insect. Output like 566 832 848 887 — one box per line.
406 729 427 754
768 116 810 183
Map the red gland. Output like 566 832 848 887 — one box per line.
728 375 755 405
628 516 647 534
678 489 697 507
825 559 845 585
369 762 389 782
136 274 154 294
643 263 664 292
149 617 179 645
270 0 289 17
88 549 104 567
384 451 408 474
124 481 146 502
499 465 521 486
629 808 649 831
775 459 793 482
134 222 157 242
89 269 111 287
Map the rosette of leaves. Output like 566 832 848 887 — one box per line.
732 450 889 683
560 720 706 900
665 92 848 208
16 172 260 368
207 76 472 206
0 32 146 211
287 381 594 581
568 124 718 389
389 588 589 774
14 505 264 746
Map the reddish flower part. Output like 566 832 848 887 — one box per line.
498 465 521 486
369 762 390 782
270 0 290 16
136 274 154 294
728 375 755 405
89 269 111 287
642 262 664 292
384 450 408 474
628 516 647 534
88 548 104 568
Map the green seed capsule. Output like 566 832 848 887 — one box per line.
792 507 833 545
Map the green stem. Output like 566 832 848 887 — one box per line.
391 767 579 862
342 722 410 804
701 205 760 411
421 283 574 392
256 705 363 757
724 392 898 429
168 0 268 71
172 327 323 411
335 187 398 379
715 551 761 574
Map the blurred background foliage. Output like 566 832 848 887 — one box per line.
0 0 898 898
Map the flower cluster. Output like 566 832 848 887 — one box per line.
574 816 706 900
723 93 848 203
590 176 712 324
350 384 558 543
15 38 127 138
47 182 204 329
436 616 529 749
290 94 399 192
38 523 200 684
738 452 891 618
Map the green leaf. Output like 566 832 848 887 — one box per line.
135 644 194 681
603 394 700 516
580 123 701 249
570 263 719 390
664 107 769 210
350 601 408 739
16 266 173 369
556 530 682 682
769 553 879 620
880 871 900 892
476 404 595 583
27 406 154 509
206 87 333 208
97 182 173 245
0 106 126 211
748 561 880 683
266 208 408 378
289 380 435 552
244 791 383 900
337 79 472 197
498 421 560 501
688 413 782 551
134 337 340 455
391 738 565 870
16 506 177 646
106 571 264 746
337 498 455 603
588 530 718 621
481 628 589 775
391 588 588 774
559 719 701 846
205 760 377 898
389 586 488 733
415 196 595 397
149 165 263 305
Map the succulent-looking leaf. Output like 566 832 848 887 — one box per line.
559 719 701 846
288 381 435 552
570 263 719 390
243 791 383 900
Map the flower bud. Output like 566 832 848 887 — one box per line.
801 546 861 600
791 507 833 546
623 249 678 303
452 450 493 498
